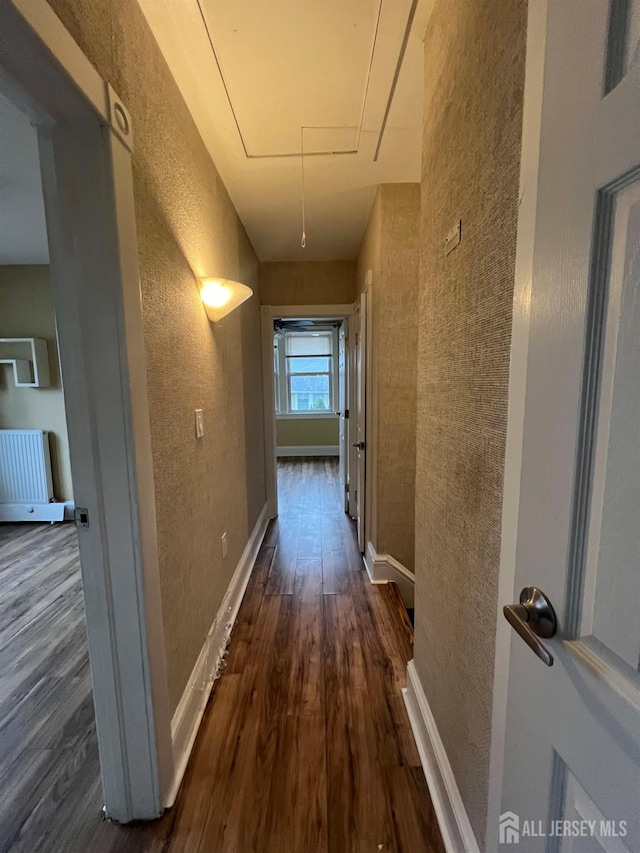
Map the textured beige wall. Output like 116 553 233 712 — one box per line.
276 417 339 447
356 184 419 571
46 0 266 712
260 260 356 305
414 0 526 843
0 266 73 501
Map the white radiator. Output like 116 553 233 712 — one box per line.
0 429 64 522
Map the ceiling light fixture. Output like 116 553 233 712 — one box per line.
199 277 253 323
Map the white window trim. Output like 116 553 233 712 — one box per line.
274 327 339 417
275 412 339 420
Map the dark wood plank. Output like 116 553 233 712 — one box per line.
199 593 294 852
351 574 419 770
321 549 350 595
298 513 323 561
323 592 396 852
265 516 300 595
280 459 307 517
259 712 327 853
289 558 324 715
226 545 274 674
380 581 415 651
0 460 443 853
385 766 447 853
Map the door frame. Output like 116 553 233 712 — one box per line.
363 286 374 555
261 303 355 518
353 288 372 552
338 320 349 512
486 1 551 848
0 0 173 821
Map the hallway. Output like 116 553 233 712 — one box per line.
58 458 443 852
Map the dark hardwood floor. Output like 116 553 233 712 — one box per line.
2 460 444 852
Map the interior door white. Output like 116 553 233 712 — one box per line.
499 2 640 850
338 321 348 512
355 292 367 550
348 313 358 520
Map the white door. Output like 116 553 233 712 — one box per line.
355 292 367 550
338 321 349 512
499 1 640 850
348 311 359 520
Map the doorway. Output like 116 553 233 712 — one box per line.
261 303 358 526
0 2 172 825
272 316 350 531
0 90 95 841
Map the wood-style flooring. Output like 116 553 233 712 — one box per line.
0 521 99 853
2 460 444 852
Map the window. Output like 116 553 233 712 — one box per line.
274 328 337 415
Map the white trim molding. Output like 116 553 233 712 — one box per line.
8 0 108 120
276 412 338 420
276 445 339 457
166 502 269 808
363 540 414 607
0 503 65 523
403 661 480 853
486 2 549 847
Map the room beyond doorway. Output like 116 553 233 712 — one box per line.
0 523 102 848
273 318 344 460
261 303 360 534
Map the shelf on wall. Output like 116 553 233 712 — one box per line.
0 338 51 388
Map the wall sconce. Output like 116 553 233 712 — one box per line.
199 277 253 323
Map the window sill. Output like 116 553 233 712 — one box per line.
276 412 338 420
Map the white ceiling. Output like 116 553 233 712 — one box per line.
0 90 49 265
137 0 433 261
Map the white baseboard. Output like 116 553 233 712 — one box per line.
276 445 339 457
165 502 269 808
0 502 65 522
403 660 480 853
364 540 415 608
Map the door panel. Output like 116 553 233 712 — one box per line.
355 292 367 550
607 0 640 91
348 313 358 519
501 1 640 849
558 770 631 853
582 180 640 672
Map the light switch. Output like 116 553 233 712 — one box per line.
195 408 204 438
